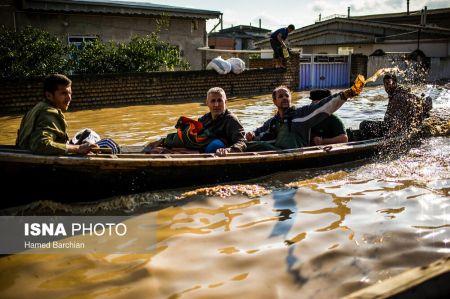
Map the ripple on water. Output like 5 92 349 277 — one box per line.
0 86 449 299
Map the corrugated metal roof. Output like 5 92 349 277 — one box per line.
352 7 450 20
255 17 450 47
20 0 221 19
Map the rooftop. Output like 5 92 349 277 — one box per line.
209 25 270 39
19 0 222 19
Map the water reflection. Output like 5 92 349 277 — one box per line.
269 189 298 239
1 85 447 146
0 86 448 298
0 154 449 298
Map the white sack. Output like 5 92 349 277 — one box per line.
206 56 231 75
227 57 245 74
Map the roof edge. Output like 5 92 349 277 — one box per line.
20 0 222 19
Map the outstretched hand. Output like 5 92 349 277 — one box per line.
350 74 365 96
245 131 255 141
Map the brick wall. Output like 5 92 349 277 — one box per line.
0 54 299 115
249 58 274 69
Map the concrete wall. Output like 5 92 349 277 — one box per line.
351 54 368 81
269 39 449 58
380 41 449 58
429 57 450 81
0 55 300 115
367 53 449 84
12 11 207 70
301 44 373 55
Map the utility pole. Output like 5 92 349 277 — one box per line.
417 6 427 49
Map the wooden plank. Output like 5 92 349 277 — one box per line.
0 142 378 167
342 255 450 299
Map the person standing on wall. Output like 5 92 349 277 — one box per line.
270 24 295 69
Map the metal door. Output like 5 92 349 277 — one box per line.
299 55 350 90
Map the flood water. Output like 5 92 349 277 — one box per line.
0 85 449 298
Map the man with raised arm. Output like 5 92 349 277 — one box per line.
245 85 360 151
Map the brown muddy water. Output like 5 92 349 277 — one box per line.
0 86 449 298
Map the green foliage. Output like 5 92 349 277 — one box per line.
71 34 189 74
70 40 118 74
0 26 69 78
0 24 190 78
249 53 261 59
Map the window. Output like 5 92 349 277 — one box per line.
338 47 354 55
68 35 97 49
192 20 199 30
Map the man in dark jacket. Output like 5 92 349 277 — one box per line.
245 85 360 151
309 89 348 145
145 87 246 157
270 24 295 68
359 73 432 139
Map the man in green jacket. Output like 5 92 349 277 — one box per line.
16 74 97 155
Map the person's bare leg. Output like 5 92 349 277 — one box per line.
273 58 279 68
274 58 282 68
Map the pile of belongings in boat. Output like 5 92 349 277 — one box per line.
206 56 245 75
70 128 120 154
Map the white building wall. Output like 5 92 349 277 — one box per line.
379 41 448 58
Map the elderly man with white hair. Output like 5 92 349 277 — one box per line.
144 87 246 157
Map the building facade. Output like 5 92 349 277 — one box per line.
255 8 450 81
0 0 221 70
208 25 270 50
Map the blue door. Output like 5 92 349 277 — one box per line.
299 55 350 90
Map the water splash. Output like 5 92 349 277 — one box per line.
178 184 271 199
352 67 400 95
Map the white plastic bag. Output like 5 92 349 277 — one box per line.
227 57 245 74
206 56 231 75
70 128 101 145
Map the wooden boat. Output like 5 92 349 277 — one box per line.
0 137 384 208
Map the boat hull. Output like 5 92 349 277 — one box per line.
0 140 381 209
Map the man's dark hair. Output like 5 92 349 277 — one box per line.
310 89 331 101
383 73 397 82
288 24 295 30
272 85 291 100
43 74 72 94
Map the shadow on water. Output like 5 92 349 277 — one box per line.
268 189 309 285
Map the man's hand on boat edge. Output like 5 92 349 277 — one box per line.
67 142 99 155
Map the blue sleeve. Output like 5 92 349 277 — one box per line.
270 28 284 39
254 117 274 141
